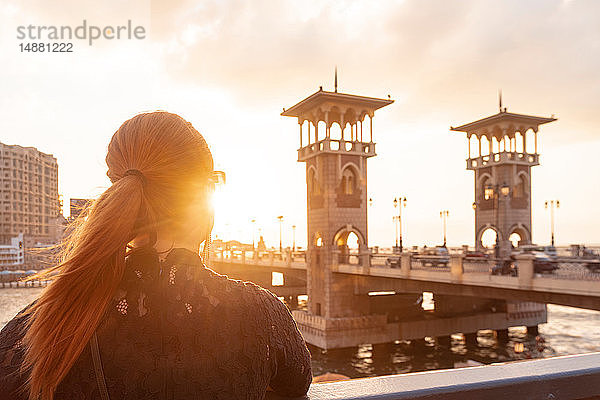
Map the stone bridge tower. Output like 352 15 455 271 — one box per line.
282 85 393 348
451 106 556 257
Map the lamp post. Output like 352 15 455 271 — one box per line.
439 210 449 247
545 200 560 247
250 218 256 252
393 197 407 253
277 215 284 253
292 224 296 252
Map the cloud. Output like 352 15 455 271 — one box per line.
10 0 600 141
144 0 600 142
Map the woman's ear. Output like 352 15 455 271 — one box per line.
179 187 214 240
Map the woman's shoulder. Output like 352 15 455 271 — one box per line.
195 267 292 328
201 266 284 312
0 302 34 345
0 303 33 399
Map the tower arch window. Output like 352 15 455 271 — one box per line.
480 227 498 248
513 175 526 198
330 122 343 141
341 167 356 195
308 168 320 195
509 232 522 248
315 232 323 247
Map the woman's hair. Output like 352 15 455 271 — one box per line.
21 111 214 400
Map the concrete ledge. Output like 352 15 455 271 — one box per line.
266 352 600 400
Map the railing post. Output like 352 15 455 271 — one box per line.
286 249 292 267
361 251 371 273
269 251 274 265
241 250 246 264
400 252 411 277
516 254 535 287
450 254 464 282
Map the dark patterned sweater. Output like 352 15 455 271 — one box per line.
0 247 312 399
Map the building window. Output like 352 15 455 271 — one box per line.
513 176 526 198
341 167 356 195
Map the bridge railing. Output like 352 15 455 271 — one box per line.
211 248 600 284
365 252 600 283
410 255 450 271
211 248 308 268
266 352 600 400
370 253 395 267
462 257 493 274
546 260 600 281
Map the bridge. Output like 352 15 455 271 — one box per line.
204 83 600 350
210 247 600 348
211 249 600 311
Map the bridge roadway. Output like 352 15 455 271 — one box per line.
210 250 600 311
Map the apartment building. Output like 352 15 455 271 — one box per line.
0 142 62 246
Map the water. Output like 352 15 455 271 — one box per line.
2 288 600 378
0 287 42 327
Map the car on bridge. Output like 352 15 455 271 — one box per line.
514 245 558 259
585 261 600 273
509 247 559 274
580 248 600 272
531 251 559 273
413 246 450 268
492 251 558 276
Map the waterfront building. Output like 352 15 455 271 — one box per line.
0 141 63 247
0 233 24 268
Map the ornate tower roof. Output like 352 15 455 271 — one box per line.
281 88 393 126
451 110 556 139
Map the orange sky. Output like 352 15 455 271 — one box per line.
1 0 598 248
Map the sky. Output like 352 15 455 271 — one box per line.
0 0 598 249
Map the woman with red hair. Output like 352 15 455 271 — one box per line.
0 111 312 400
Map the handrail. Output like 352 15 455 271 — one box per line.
266 352 600 400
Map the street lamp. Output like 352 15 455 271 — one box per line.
545 200 560 247
393 197 407 253
277 215 284 252
440 210 449 247
292 225 296 252
250 218 256 251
